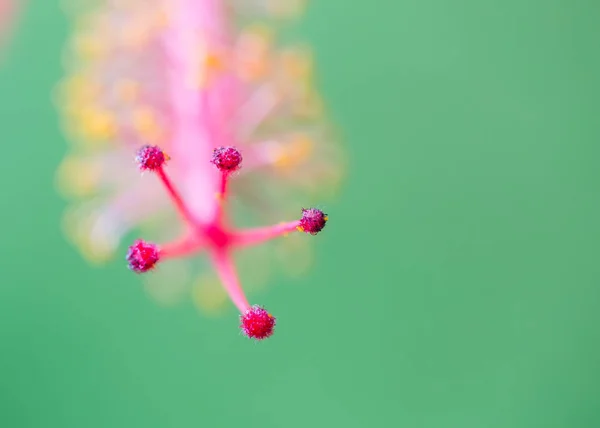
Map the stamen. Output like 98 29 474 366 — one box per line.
211 146 242 223
128 147 328 341
136 145 199 228
233 208 328 246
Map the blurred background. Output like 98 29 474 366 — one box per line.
1 1 600 427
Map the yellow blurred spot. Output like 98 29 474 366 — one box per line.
132 106 164 143
200 51 225 87
274 135 314 169
121 25 152 50
188 41 226 89
71 33 108 59
267 0 306 17
77 106 118 142
114 79 140 104
205 52 223 71
235 27 273 82
144 261 192 307
154 10 170 30
62 207 115 264
60 74 100 104
192 274 228 315
56 156 102 197
276 234 314 278
276 49 324 118
279 49 312 82
292 89 324 118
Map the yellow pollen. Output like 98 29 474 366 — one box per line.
114 79 141 104
190 44 225 88
121 25 152 50
267 0 307 17
205 52 223 70
57 156 102 197
274 135 314 169
72 34 108 59
60 75 99 104
154 10 170 29
192 274 228 315
132 107 163 143
78 106 117 142
279 49 312 82
62 208 114 264
235 27 273 81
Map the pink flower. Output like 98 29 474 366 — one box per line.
0 0 21 55
55 0 344 339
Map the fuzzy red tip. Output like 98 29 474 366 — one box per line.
211 146 242 172
136 145 167 171
298 208 328 235
126 239 160 273
240 305 276 340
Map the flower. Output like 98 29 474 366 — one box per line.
0 0 22 58
55 0 344 338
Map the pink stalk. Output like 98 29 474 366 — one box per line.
210 249 250 313
219 171 229 196
233 221 300 247
215 171 229 223
211 147 243 223
164 0 223 224
155 166 199 228
160 236 204 259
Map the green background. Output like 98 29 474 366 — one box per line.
2 1 599 427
